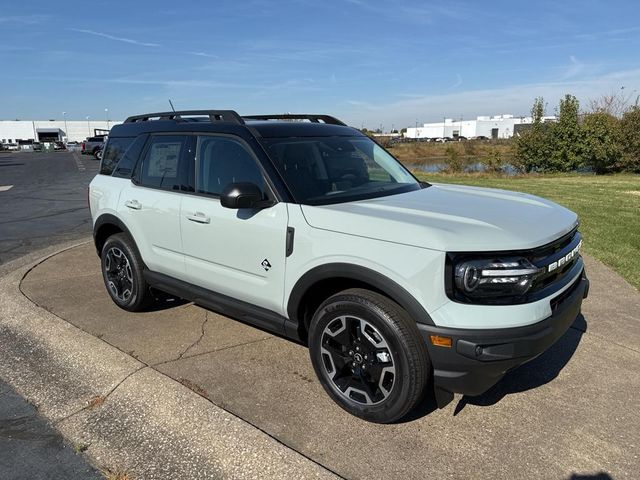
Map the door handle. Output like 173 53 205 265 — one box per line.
186 211 211 224
124 199 142 210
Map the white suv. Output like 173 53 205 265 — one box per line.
89 110 589 423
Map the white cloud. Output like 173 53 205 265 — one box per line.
341 68 640 127
69 29 161 48
187 52 219 59
450 73 463 89
0 15 49 24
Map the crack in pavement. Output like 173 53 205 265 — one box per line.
152 336 274 368
177 311 209 361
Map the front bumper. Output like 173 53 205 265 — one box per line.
419 269 589 402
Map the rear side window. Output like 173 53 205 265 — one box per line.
100 137 134 175
138 135 193 191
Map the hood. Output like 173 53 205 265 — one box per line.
300 184 579 252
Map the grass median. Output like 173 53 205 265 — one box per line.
413 172 640 291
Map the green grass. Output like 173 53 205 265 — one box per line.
413 172 640 291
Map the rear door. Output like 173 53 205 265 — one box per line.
180 134 288 315
118 134 195 277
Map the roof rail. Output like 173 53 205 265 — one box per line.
124 110 244 124
243 114 346 126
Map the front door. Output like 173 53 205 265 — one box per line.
180 134 289 315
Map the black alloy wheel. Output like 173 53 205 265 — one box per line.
100 233 153 311
309 288 431 423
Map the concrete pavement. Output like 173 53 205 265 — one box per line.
0 245 338 479
7 241 638 479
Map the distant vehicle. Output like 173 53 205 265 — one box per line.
435 137 453 143
471 135 490 141
32 142 43 151
54 141 66 150
455 136 468 141
82 136 106 156
94 143 103 161
4 143 19 151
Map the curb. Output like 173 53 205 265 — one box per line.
0 245 338 479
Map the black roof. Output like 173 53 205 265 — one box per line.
110 110 363 139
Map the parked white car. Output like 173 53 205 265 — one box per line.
89 110 589 423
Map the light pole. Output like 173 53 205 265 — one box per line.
105 108 110 129
86 116 91 136
62 111 68 143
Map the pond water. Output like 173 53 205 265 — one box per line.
406 162 520 175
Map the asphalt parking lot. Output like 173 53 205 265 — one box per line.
17 242 640 479
0 150 98 265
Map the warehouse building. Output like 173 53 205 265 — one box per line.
0 120 122 144
404 114 556 140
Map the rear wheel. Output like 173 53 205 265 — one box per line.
308 288 430 423
94 148 102 161
100 233 153 312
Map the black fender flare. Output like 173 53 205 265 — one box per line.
287 263 435 326
92 214 136 255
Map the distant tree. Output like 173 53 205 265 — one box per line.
531 96 545 123
581 112 623 174
514 97 553 172
444 145 465 172
483 147 505 173
549 94 583 171
588 90 633 117
619 106 640 172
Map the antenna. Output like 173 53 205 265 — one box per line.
168 99 176 112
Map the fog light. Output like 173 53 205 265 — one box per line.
429 335 452 348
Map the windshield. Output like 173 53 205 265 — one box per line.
261 136 421 205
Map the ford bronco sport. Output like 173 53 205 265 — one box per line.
89 110 589 423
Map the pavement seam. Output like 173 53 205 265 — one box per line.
16 240 92 285
52 366 148 427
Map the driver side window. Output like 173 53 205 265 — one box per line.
196 136 265 196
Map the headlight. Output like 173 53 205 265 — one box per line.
453 257 543 301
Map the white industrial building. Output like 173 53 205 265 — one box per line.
0 120 122 144
404 114 556 140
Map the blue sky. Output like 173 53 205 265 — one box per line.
1 0 639 128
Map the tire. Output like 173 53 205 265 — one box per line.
94 149 102 161
308 288 430 423
100 233 153 312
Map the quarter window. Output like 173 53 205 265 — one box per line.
100 137 134 175
196 136 265 196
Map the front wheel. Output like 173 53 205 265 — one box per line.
308 288 431 423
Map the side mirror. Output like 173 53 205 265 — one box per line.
220 182 266 209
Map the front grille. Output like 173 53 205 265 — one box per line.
529 230 582 295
